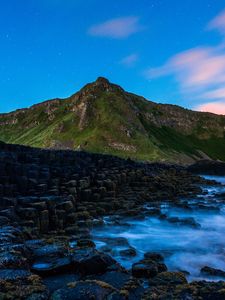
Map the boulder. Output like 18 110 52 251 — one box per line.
50 280 116 300
0 270 49 300
76 239 96 248
132 259 167 278
143 280 225 300
149 271 187 286
120 247 137 257
144 252 164 262
86 270 131 289
31 256 73 276
72 249 119 275
201 266 225 278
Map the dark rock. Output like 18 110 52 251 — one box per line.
120 247 137 257
180 217 201 228
143 280 225 300
31 256 73 276
50 280 116 300
188 160 225 175
76 239 96 248
149 271 187 286
144 252 164 262
132 258 167 278
99 237 130 247
72 249 119 275
0 269 32 281
132 262 158 278
201 266 225 278
167 216 201 228
43 273 80 293
0 269 49 300
86 270 131 289
0 216 10 226
33 244 65 257
0 251 29 269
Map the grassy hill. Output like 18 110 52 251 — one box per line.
0 77 225 163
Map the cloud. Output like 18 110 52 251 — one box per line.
208 10 225 33
195 101 225 115
203 87 225 100
144 9 225 115
88 16 143 39
120 53 139 67
147 46 225 90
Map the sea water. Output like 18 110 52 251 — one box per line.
92 176 225 281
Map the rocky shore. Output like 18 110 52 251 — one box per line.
0 141 224 299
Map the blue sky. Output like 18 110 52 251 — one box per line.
1 0 225 114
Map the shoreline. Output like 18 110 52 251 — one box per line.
0 142 224 299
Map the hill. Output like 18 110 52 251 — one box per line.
1 77 225 163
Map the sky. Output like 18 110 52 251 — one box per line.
1 0 225 114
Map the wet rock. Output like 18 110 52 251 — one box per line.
145 208 161 216
99 237 130 247
50 280 116 300
149 271 187 286
201 266 225 278
33 243 65 257
117 278 145 300
132 258 167 278
31 256 73 276
0 216 10 226
65 225 78 234
0 251 29 269
120 247 137 257
180 217 201 228
188 160 225 175
72 249 119 275
99 245 112 253
86 270 131 289
197 204 220 212
177 269 191 276
167 216 180 224
43 273 80 293
0 271 49 300
39 210 49 232
76 239 96 248
0 269 32 281
144 252 164 262
143 280 225 300
167 216 201 228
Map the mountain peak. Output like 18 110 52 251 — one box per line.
80 77 124 94
95 77 110 85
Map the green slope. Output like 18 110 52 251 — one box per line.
0 77 225 163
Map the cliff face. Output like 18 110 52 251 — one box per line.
0 77 225 163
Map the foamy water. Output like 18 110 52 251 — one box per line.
92 176 225 281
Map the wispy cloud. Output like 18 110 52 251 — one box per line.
147 46 225 91
120 53 139 67
195 101 225 115
208 10 225 33
88 16 143 39
145 9 225 115
203 87 225 100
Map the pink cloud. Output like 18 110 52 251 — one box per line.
203 87 225 100
195 101 225 115
208 10 225 32
120 53 139 67
147 47 225 89
146 45 225 114
144 9 225 115
88 16 143 39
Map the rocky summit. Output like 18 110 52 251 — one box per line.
0 77 225 163
0 141 225 299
